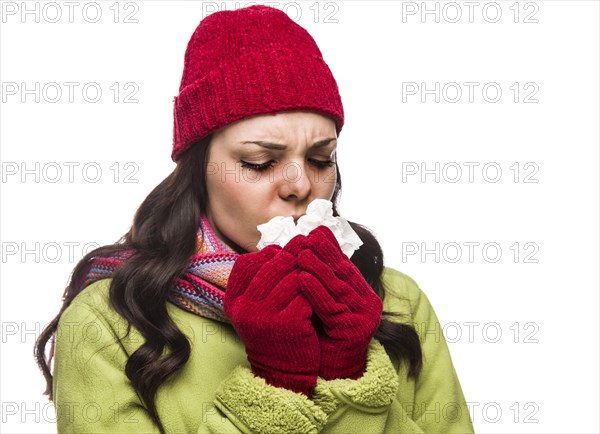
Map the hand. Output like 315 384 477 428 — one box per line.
297 226 383 380
224 243 320 397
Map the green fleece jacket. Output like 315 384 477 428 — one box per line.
52 267 475 433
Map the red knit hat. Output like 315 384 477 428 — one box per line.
171 5 345 161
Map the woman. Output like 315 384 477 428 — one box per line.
35 5 475 433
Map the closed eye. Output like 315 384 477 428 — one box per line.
309 159 336 169
240 159 336 172
240 160 274 172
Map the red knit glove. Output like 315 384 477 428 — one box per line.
224 242 320 397
297 226 383 380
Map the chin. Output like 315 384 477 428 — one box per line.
233 236 259 253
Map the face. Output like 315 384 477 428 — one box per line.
205 111 338 253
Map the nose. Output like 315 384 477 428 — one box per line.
278 160 311 201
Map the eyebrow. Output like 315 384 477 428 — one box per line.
240 138 337 150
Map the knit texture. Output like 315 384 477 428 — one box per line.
77 214 239 323
224 241 320 397
171 5 344 161
298 226 383 380
46 213 237 371
312 339 400 420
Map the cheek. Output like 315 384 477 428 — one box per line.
206 173 273 250
317 166 337 200
207 174 238 212
208 174 270 214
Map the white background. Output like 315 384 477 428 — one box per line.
1 1 599 433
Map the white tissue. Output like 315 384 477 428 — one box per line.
256 199 363 258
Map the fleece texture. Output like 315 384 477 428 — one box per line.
52 267 475 433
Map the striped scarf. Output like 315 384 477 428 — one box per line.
75 214 240 323
47 215 240 371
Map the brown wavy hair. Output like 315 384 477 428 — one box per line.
34 135 423 433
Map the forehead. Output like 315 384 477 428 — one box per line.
215 111 337 141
